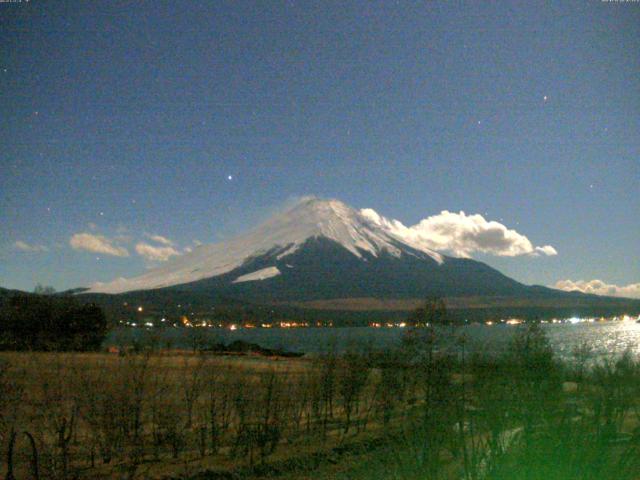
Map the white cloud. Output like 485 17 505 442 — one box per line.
13 240 48 253
135 242 181 261
146 234 174 246
553 279 640 299
183 240 203 254
535 245 558 256
361 208 557 258
137 234 181 260
70 233 129 257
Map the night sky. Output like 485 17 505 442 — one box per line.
1 1 638 296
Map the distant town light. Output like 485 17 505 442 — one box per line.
137 306 143 312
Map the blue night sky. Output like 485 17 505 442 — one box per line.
1 1 638 294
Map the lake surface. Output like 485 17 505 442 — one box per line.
107 319 640 361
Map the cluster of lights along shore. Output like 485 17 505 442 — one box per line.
120 302 640 330
120 318 332 329
119 301 334 329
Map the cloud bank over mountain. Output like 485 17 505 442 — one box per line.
361 208 557 258
554 279 640 299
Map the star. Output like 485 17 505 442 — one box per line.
543 95 548 102
227 175 233 181
99 211 104 216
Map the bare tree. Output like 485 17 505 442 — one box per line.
180 354 209 429
337 351 370 434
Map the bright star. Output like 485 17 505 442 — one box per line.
227 175 233 181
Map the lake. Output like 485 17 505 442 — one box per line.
107 318 640 361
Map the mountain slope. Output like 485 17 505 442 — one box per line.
163 236 529 302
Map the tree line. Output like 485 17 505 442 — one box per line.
0 290 107 351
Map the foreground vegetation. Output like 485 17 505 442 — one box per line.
1 323 640 479
0 291 107 351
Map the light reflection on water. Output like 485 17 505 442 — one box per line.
545 320 640 360
108 320 640 360
460 320 640 361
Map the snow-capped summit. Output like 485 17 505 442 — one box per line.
87 197 442 294
248 197 443 262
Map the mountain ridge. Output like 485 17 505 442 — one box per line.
77 198 640 319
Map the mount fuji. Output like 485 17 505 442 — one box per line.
87 198 520 297
82 198 639 318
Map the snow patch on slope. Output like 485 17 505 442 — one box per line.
232 266 281 283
